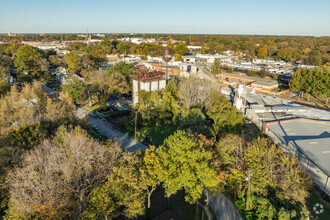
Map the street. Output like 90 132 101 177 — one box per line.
77 107 148 152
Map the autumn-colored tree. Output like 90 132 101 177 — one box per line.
6 127 122 219
0 81 75 135
257 46 268 59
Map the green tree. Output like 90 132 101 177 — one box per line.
180 108 209 135
307 50 322 66
63 52 83 73
61 76 85 101
157 130 219 204
107 152 146 218
174 43 189 55
14 45 47 77
211 58 221 75
0 66 10 97
206 91 244 135
140 146 162 209
106 61 134 79
116 42 131 55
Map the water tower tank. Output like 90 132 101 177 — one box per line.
163 46 172 63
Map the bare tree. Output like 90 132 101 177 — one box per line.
6 127 122 219
177 77 215 110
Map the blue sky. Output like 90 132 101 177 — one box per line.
0 0 329 36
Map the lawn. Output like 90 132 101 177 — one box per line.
136 124 180 146
307 188 330 220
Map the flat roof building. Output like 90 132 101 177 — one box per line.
264 119 330 196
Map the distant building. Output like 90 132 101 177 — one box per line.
297 65 318 69
196 54 233 63
187 46 202 50
182 55 196 63
179 63 199 78
218 73 280 94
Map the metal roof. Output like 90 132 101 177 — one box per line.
267 120 330 176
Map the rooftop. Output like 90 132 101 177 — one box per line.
267 119 330 176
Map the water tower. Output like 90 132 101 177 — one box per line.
163 46 171 79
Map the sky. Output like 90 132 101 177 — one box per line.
0 0 329 36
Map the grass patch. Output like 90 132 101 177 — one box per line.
307 188 330 220
137 124 180 146
83 103 101 112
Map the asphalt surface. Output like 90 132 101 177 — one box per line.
208 194 242 220
77 107 148 152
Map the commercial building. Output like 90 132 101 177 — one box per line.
264 119 330 195
218 73 281 94
196 54 233 63
236 91 330 196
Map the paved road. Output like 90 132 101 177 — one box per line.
195 61 217 82
208 194 242 220
77 108 148 152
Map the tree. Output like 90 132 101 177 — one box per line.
215 134 244 169
105 152 146 218
289 67 330 98
0 81 75 136
61 76 85 102
116 42 131 55
63 52 83 73
14 45 47 77
174 53 182 61
106 61 134 79
177 78 213 110
157 130 219 204
257 46 268 59
206 91 244 135
140 146 162 209
0 66 10 97
87 71 130 107
48 54 60 66
307 50 322 66
6 127 122 219
180 108 209 135
174 43 189 55
211 58 221 75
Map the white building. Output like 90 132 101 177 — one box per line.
187 46 202 50
196 54 233 63
132 70 167 106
